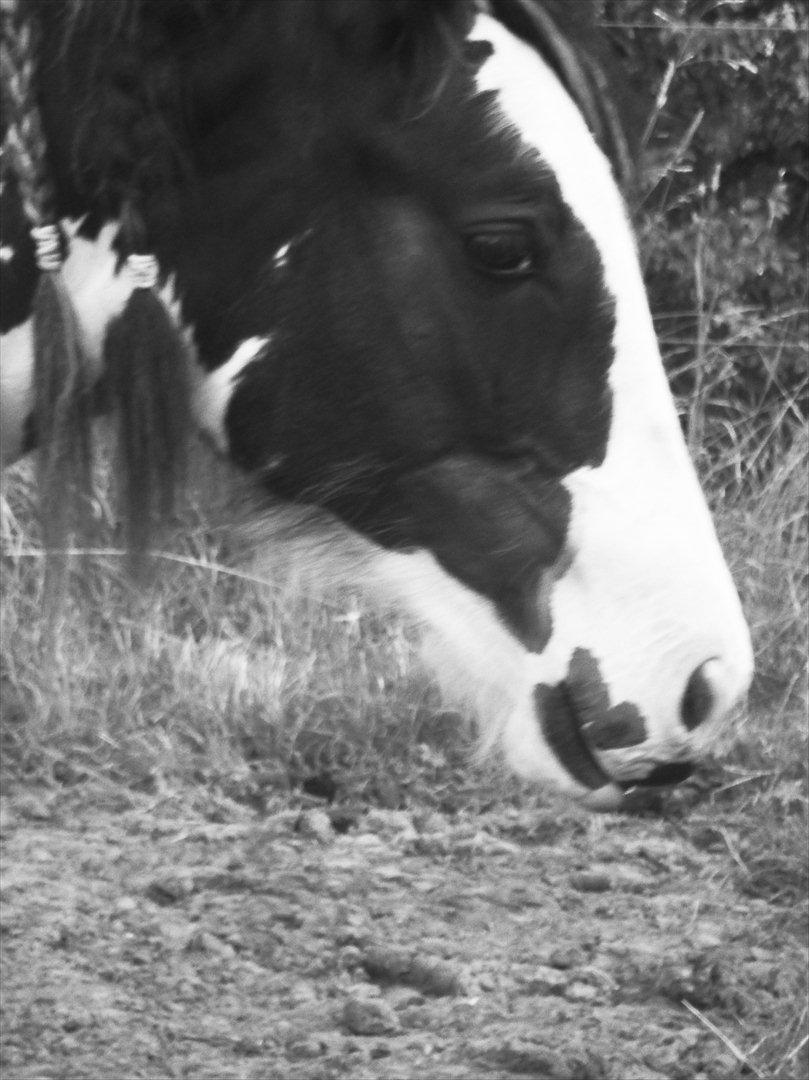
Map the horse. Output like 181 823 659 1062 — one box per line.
0 0 753 810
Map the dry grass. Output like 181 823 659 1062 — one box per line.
2 362 807 1079
0 445 494 810
1 367 806 790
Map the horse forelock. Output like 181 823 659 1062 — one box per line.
33 0 484 222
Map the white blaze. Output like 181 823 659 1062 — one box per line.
192 336 270 453
468 14 752 781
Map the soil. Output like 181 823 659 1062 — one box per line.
1 783 805 1080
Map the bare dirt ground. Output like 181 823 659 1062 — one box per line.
1 781 806 1080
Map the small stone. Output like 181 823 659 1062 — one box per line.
375 864 406 881
342 996 401 1036
525 965 568 996
286 982 318 1006
184 930 236 958
287 1035 325 1060
296 809 333 843
569 871 611 892
547 945 583 970
145 872 195 905
49 924 76 949
114 896 138 915
564 981 600 1003
362 945 464 996
272 904 305 929
350 833 386 851
231 1037 266 1056
482 1041 570 1078
411 810 445 834
387 987 425 1009
691 931 722 951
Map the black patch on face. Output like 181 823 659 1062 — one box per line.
35 3 618 649
566 647 647 749
534 682 610 790
535 648 648 789
399 453 570 649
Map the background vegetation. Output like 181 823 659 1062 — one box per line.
1 3 807 1074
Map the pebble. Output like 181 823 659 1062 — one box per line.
564 981 601 1003
569 871 611 893
145 873 195 904
411 810 446 834
524 965 568 996
184 930 236 958
362 944 464 996
287 1035 326 1060
342 995 401 1036
113 896 138 916
546 945 584 970
296 809 333 843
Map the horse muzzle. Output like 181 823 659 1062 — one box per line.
533 650 739 809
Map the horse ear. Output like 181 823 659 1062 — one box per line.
327 0 470 65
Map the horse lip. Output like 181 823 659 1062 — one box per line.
534 681 611 790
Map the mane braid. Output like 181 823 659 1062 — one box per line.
1 0 93 610
51 0 193 577
102 198 191 580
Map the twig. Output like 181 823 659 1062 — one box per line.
779 1029 809 1070
712 771 776 796
0 545 356 611
681 1000 765 1080
717 825 749 876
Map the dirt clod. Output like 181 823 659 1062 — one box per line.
362 944 464 996
569 871 612 892
342 995 401 1036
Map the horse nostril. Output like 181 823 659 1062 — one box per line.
680 659 722 730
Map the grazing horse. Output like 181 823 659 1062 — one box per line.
0 0 753 808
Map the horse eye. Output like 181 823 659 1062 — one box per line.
464 226 536 278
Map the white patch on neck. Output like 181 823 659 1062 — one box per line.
0 217 191 465
192 337 270 454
